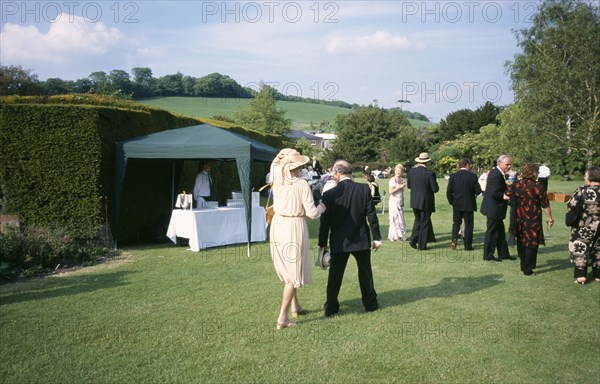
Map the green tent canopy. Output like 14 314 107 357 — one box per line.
115 124 278 254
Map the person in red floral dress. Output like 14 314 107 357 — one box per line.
509 163 554 276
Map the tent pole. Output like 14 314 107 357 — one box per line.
171 161 175 209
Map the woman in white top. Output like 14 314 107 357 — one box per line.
388 164 407 241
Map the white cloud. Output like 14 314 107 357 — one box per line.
325 31 425 54
136 47 164 57
1 14 123 63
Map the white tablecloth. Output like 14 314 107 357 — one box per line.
166 206 267 251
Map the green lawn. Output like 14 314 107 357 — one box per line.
138 96 431 130
1 178 598 383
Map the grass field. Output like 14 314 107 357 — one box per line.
1 177 598 383
138 97 432 130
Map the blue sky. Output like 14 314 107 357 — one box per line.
0 1 539 121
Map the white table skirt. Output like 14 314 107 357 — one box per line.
166 206 267 251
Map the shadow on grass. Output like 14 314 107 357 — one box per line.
339 274 504 315
535 256 571 275
0 271 133 306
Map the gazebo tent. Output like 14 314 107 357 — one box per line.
115 124 278 253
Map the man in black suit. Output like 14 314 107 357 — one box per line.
407 152 439 250
318 160 381 317
446 158 481 250
480 155 516 261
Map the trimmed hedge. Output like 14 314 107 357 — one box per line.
0 95 283 247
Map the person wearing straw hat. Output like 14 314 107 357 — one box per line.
269 149 326 329
407 152 439 250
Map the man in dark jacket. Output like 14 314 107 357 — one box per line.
447 158 481 250
318 160 381 317
480 155 516 261
407 152 439 250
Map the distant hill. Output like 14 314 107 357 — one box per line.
138 97 431 130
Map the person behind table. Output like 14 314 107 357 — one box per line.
567 166 600 284
509 163 554 276
269 149 326 329
388 163 407 242
193 161 213 208
318 160 382 317
446 158 481 251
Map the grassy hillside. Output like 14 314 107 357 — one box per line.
138 97 431 130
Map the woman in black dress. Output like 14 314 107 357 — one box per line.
510 163 554 276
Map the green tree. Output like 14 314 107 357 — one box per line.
235 83 291 135
108 69 132 96
384 125 422 165
506 0 600 167
295 138 317 159
88 71 111 94
156 72 184 96
73 78 93 93
182 75 196 96
434 102 502 144
0 65 42 95
42 78 73 95
131 67 155 97
330 106 410 163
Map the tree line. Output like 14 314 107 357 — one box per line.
0 65 358 109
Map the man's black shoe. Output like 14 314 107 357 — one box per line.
409 242 417 249
484 256 502 262
501 255 517 261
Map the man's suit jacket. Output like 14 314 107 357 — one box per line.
446 169 482 212
480 167 508 220
407 165 439 212
318 179 381 254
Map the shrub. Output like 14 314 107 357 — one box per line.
0 224 114 277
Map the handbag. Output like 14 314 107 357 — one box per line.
261 183 274 224
565 188 584 227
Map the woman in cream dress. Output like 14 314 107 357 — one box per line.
388 164 407 241
269 149 325 329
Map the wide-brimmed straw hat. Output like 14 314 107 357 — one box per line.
415 152 432 163
287 153 310 170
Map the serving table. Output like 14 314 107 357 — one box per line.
166 206 267 251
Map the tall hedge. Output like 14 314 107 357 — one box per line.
0 95 283 244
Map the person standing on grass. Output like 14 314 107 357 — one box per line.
567 166 600 285
269 149 326 329
407 152 439 250
480 154 516 262
509 163 554 276
388 163 407 242
446 158 481 251
318 160 381 317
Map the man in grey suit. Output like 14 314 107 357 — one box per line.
446 158 481 250
480 154 516 261
407 152 439 250
318 160 381 317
